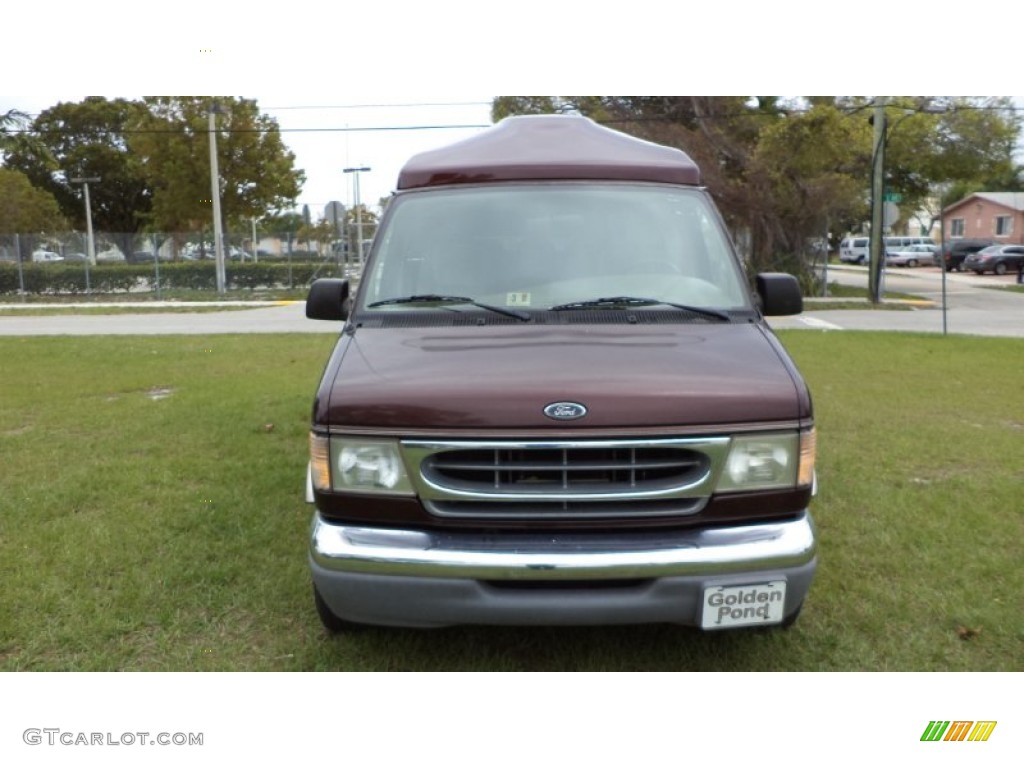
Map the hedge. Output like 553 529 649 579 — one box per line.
0 262 348 295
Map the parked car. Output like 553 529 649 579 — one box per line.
934 239 993 271
885 244 936 267
62 252 90 264
96 249 126 263
884 235 936 251
31 250 63 263
227 246 252 261
962 244 1024 275
303 115 817 633
839 236 870 264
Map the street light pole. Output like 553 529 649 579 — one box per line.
343 166 371 267
939 200 948 336
868 100 887 304
209 102 226 293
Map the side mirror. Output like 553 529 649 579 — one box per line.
756 273 803 317
306 278 350 321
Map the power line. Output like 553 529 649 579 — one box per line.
2 123 492 136
263 101 492 110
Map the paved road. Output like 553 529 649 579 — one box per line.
0 301 339 336
0 268 1020 337
770 265 1024 338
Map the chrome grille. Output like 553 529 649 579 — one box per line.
424 446 707 494
402 438 731 520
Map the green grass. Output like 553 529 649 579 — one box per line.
1 332 1021 671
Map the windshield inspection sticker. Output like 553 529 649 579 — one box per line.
701 581 787 628
506 292 532 307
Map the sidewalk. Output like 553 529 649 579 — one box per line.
0 300 300 310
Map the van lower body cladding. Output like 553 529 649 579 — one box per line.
309 512 817 628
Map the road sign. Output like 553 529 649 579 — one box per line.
883 192 902 202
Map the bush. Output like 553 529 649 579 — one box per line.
0 261 347 295
0 263 142 295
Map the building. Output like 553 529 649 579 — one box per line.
941 192 1024 244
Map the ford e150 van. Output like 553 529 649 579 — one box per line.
304 115 817 631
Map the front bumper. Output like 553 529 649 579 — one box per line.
309 511 818 628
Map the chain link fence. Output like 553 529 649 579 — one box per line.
0 231 363 297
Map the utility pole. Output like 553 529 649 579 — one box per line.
209 102 226 293
70 175 100 294
69 175 100 265
868 98 887 304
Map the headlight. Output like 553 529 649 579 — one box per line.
330 437 414 495
715 432 802 492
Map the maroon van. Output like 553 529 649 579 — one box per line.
304 115 817 631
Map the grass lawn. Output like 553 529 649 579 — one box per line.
0 332 1021 671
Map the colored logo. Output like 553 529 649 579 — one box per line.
921 721 997 742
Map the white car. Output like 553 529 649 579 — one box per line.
31 250 64 263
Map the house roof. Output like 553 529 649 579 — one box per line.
945 192 1024 214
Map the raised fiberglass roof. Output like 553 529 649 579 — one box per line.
396 114 703 190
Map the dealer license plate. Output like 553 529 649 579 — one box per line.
701 581 787 629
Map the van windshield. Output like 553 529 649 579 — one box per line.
360 184 751 313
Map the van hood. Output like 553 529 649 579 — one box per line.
321 323 809 430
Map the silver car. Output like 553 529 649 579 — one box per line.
885 244 936 267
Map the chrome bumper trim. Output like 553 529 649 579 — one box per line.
310 512 816 581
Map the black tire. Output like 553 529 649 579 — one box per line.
994 262 1007 276
313 584 367 633
907 259 918 268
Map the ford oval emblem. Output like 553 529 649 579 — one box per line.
544 401 588 420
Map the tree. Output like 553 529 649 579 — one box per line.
752 103 873 268
0 168 66 238
3 98 152 260
0 109 32 153
130 97 305 240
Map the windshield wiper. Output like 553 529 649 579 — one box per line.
549 296 730 321
367 294 531 321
